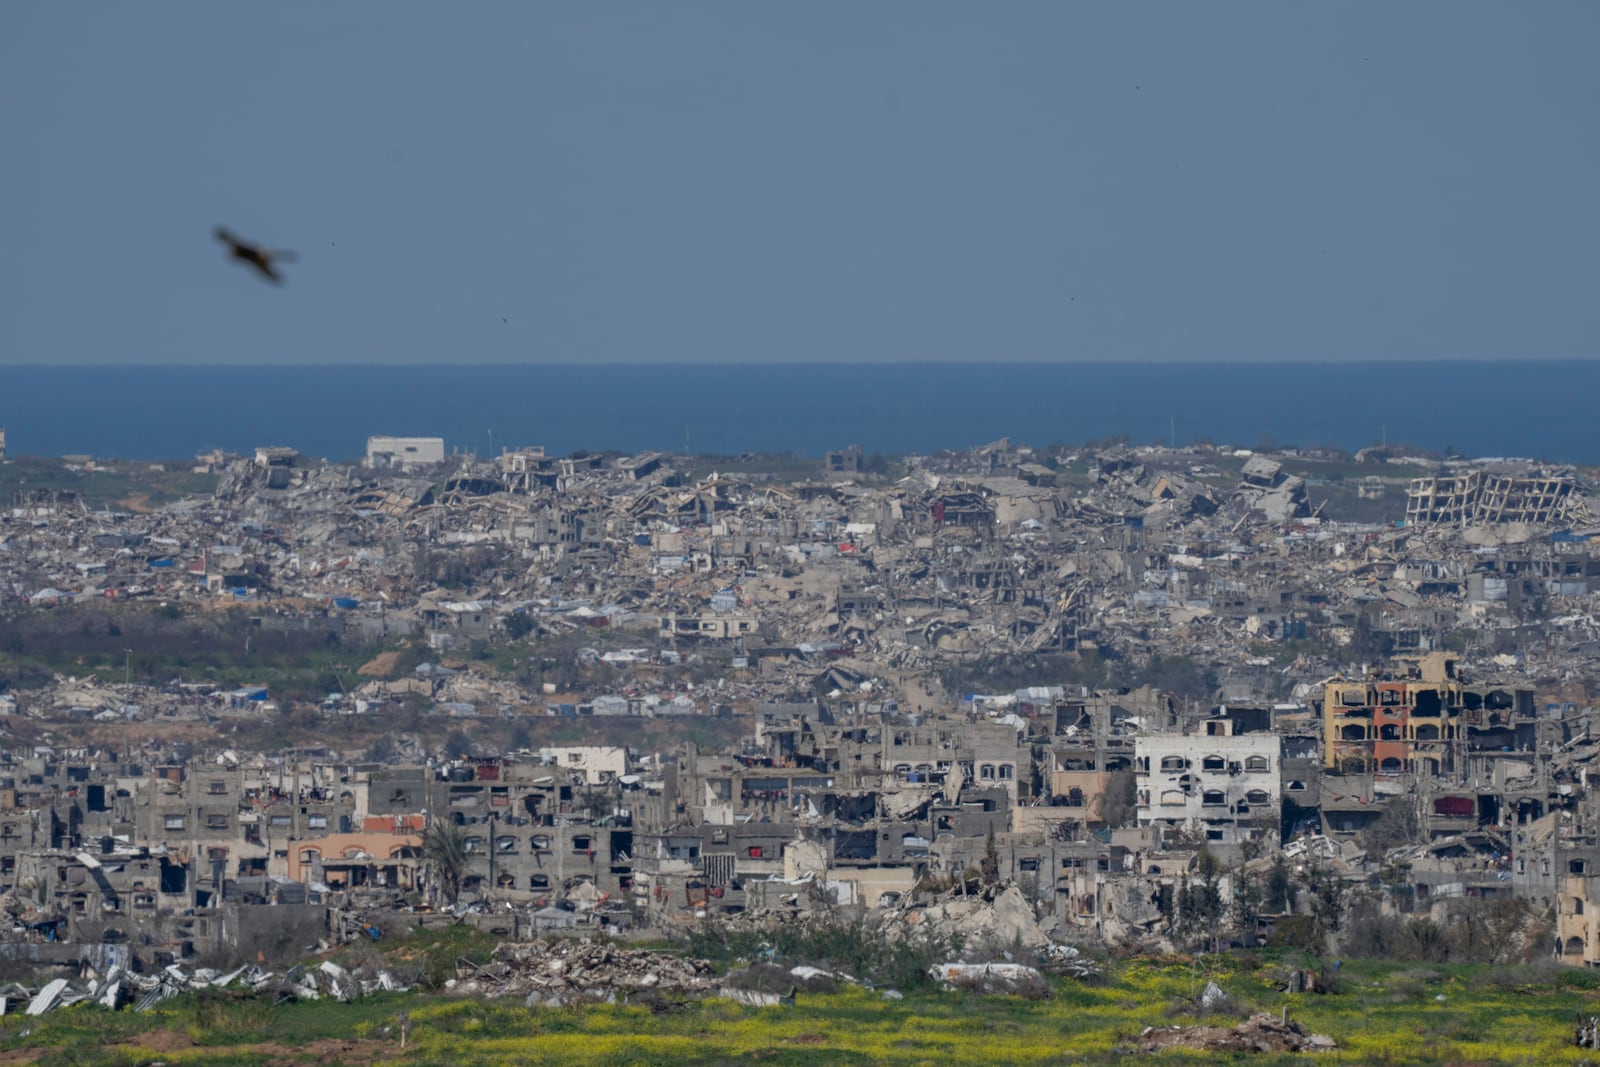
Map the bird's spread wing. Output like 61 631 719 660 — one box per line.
250 260 285 285
217 226 290 283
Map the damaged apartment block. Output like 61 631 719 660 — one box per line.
1406 467 1584 526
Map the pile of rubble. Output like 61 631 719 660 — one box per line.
447 939 718 1005
720 883 1102 985
1131 1013 1336 1054
884 885 1050 951
1 958 408 1017
879 883 1098 978
928 962 1050 998
1038 945 1102 982
716 963 863 1005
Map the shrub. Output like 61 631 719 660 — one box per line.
1266 915 1325 956
686 912 962 992
1384 969 1429 1001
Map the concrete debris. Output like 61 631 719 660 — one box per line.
788 964 853 984
1041 944 1103 981
928 962 1050 997
885 885 1049 951
1133 1013 1337 1054
1 957 408 1017
448 939 717 1005
25 977 68 1016
716 987 784 1007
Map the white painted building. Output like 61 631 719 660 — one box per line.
1134 727 1281 846
538 746 628 786
365 436 445 470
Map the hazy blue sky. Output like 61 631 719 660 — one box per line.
2 3 1596 364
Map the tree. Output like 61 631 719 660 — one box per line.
1100 769 1137 828
365 733 398 763
1358 797 1420 861
1139 654 1218 705
1232 864 1265 936
1172 875 1221 944
1305 863 1345 936
575 787 610 820
504 613 536 641
423 821 468 905
442 728 474 760
1240 808 1282 860
980 823 1000 885
507 718 533 752
1181 849 1226 941
1265 856 1296 913
1347 612 1395 664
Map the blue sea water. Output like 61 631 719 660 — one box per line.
0 362 1595 463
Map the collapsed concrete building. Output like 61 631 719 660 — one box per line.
2 440 1600 970
1406 468 1584 526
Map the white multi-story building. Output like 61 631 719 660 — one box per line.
1134 725 1281 847
365 436 445 470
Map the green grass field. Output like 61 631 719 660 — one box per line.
4 952 1598 1066
0 455 217 509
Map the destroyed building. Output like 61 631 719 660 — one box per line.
2 439 1600 973
1406 467 1585 526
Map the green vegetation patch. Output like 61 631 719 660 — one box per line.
2 953 1597 1065
0 455 216 508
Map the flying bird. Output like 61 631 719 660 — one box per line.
214 226 297 285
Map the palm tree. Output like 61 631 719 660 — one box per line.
423 821 468 905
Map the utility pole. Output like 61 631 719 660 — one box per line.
123 648 131 688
